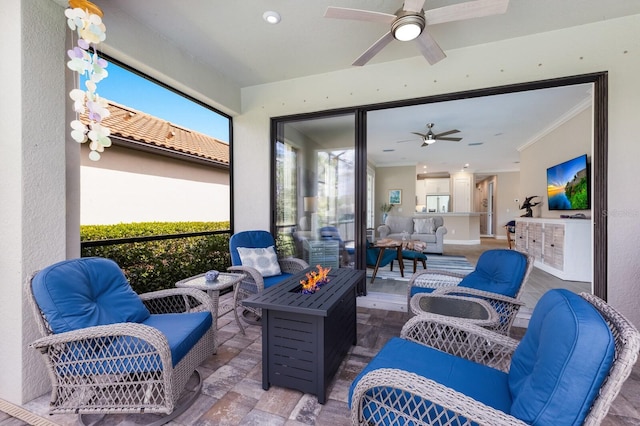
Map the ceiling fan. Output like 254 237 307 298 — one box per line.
410 123 462 147
324 0 509 66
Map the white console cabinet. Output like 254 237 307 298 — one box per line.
515 217 591 282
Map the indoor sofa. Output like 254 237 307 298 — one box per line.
377 215 447 254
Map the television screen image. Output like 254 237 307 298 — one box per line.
546 154 589 210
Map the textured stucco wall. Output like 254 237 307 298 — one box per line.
0 0 67 403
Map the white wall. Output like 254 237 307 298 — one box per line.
237 15 640 327
0 0 67 403
495 172 521 238
520 107 593 218
81 146 230 224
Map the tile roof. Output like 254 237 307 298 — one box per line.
82 100 229 165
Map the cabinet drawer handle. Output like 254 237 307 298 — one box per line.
550 244 555 247
532 239 536 243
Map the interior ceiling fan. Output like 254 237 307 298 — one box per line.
324 0 509 66
410 123 462 147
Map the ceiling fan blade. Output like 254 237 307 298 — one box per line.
415 31 446 65
434 129 460 137
411 132 427 138
395 138 418 143
438 137 462 142
424 0 509 26
353 31 395 66
403 0 427 13
324 7 396 24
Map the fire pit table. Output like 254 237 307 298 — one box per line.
243 267 364 404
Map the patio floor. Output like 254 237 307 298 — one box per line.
12 292 640 425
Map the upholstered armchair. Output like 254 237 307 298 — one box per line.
408 249 534 334
228 230 308 332
350 289 640 426
27 257 216 424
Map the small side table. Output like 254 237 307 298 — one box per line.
409 293 499 327
176 272 246 343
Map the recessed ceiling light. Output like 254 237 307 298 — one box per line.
263 11 281 24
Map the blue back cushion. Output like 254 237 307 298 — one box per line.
31 257 151 334
509 289 615 425
229 230 276 266
458 249 527 297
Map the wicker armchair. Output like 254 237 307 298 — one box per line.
228 230 308 333
350 289 640 426
27 257 216 425
408 249 534 334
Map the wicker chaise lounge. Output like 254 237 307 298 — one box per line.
350 289 640 425
27 257 216 425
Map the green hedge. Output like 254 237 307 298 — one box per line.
81 222 231 294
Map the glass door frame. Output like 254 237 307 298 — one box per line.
269 71 608 300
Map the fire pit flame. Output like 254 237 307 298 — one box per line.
300 265 331 294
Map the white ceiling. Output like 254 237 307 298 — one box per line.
87 0 639 173
93 0 640 88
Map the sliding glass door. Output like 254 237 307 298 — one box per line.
273 113 358 277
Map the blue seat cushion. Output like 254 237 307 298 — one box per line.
263 272 293 288
31 257 151 334
142 311 212 367
409 286 436 297
458 249 527 297
57 311 213 376
508 289 615 425
349 337 512 421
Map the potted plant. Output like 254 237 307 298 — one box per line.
380 203 394 223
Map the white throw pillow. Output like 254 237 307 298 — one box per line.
414 218 436 234
237 246 282 277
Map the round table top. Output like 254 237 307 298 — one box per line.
175 272 245 291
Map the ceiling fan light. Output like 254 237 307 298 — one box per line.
391 14 424 41
263 11 281 24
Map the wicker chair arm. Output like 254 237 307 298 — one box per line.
435 287 524 306
433 287 525 335
407 270 466 306
351 368 528 426
408 270 465 288
278 257 309 273
30 322 172 367
227 265 265 288
400 314 518 372
139 287 215 315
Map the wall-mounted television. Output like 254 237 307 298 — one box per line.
546 154 590 210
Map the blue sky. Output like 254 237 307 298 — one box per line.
84 62 230 142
